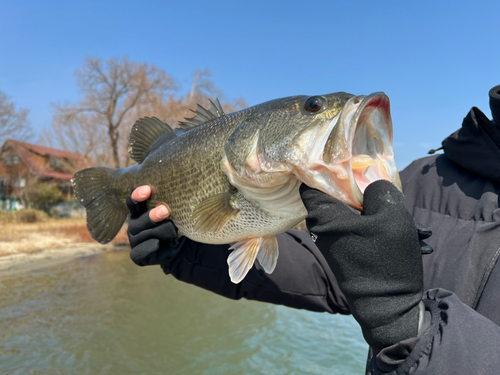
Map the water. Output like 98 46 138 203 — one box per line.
0 249 367 374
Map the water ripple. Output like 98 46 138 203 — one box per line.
0 249 367 374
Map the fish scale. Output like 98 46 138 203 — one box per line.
73 92 401 283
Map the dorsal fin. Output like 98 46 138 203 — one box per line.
178 98 225 130
128 117 175 164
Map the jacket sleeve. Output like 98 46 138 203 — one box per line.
367 288 500 375
161 230 350 315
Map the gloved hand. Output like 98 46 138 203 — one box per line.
300 180 431 354
126 185 185 267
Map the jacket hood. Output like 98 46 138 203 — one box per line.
490 84 500 126
442 85 500 182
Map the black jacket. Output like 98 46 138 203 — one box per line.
162 85 500 374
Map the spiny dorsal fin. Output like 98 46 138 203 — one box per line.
178 99 225 130
191 191 239 233
128 117 174 164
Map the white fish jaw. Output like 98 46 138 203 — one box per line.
294 93 401 210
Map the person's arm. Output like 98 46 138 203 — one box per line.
167 231 349 314
368 288 500 374
126 185 349 314
300 180 500 374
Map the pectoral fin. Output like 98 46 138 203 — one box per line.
227 236 279 283
192 192 239 233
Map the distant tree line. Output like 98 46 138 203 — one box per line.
1 56 246 169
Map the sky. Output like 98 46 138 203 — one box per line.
1 0 499 169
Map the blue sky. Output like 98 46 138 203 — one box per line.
1 0 499 169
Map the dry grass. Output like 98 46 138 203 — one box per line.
54 223 129 245
0 218 129 257
0 209 49 224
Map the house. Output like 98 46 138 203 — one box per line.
0 139 94 210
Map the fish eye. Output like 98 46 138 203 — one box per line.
304 96 324 113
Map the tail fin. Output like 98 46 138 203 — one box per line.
72 167 129 244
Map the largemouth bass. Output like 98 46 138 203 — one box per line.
72 92 401 283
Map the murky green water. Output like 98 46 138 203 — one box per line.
0 249 367 374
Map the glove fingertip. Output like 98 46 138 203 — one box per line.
413 218 432 239
362 180 407 215
154 220 179 242
130 238 160 266
126 194 136 211
128 210 160 237
126 193 148 218
420 243 433 255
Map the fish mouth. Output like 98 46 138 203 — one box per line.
296 92 401 210
345 93 401 207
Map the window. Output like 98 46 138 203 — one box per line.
50 157 63 168
2 155 18 165
14 178 26 188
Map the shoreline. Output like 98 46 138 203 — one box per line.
0 243 128 276
0 217 130 276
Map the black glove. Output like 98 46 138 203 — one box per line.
300 180 431 354
126 193 185 267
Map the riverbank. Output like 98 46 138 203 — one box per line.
0 218 129 274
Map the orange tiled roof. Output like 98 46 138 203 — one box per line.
1 139 94 180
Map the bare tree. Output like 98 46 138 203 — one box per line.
135 68 247 129
48 60 246 168
187 69 223 103
41 108 109 166
52 57 177 168
117 68 247 167
0 90 32 145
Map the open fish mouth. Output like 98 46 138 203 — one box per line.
346 93 401 207
296 92 401 210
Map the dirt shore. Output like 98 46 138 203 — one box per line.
0 218 129 274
